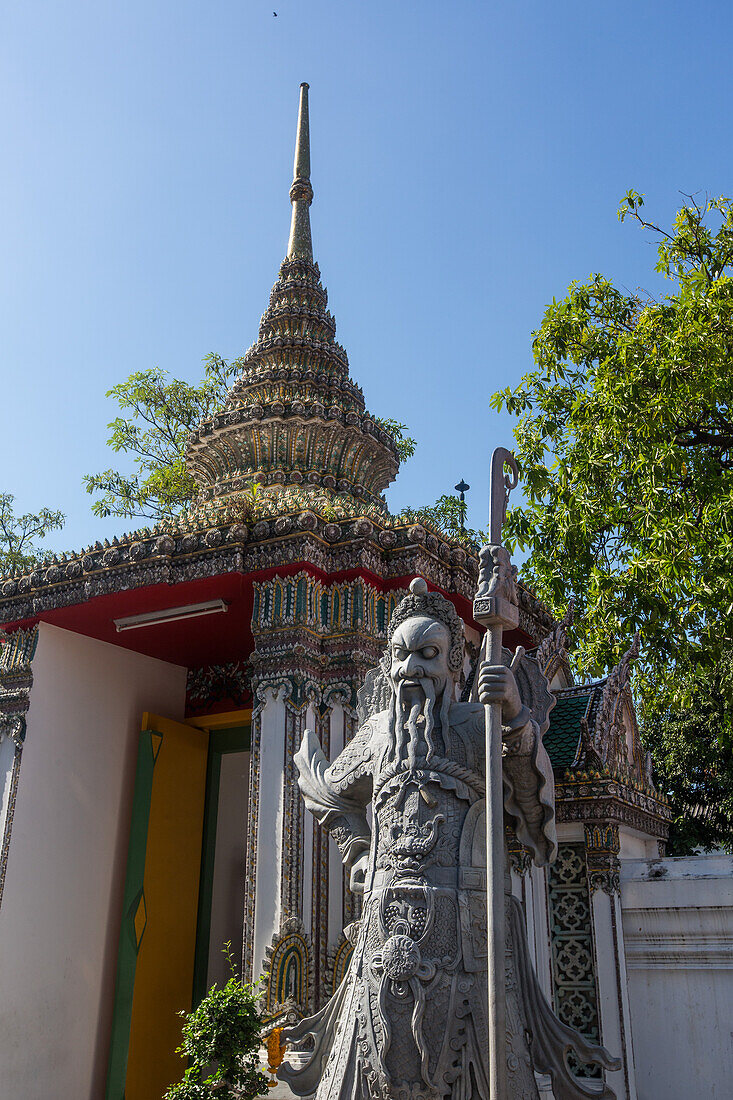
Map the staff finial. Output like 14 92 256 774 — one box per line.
488 446 519 545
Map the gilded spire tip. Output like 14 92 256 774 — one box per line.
287 82 313 262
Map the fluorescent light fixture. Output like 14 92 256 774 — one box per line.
114 599 228 632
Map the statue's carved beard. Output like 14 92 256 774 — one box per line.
388 676 452 767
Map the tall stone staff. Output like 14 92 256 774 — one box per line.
473 446 520 1100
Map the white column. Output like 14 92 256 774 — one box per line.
611 889 638 1098
530 863 553 1001
301 701 317 935
0 735 17 849
510 854 553 1003
590 887 636 1099
251 684 286 979
585 823 638 1100
327 701 346 945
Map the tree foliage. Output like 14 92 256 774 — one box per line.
398 494 486 550
84 354 238 522
372 417 417 462
0 493 65 572
164 945 268 1100
86 361 417 523
643 651 733 854
492 192 733 851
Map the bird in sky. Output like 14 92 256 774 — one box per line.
273 10 277 15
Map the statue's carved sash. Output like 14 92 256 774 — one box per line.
458 799 488 972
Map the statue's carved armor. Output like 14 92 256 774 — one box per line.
281 588 619 1100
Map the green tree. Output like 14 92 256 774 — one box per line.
84 354 239 522
164 945 268 1100
399 494 486 550
372 417 417 463
492 192 733 851
643 651 733 854
85 362 417 523
0 493 65 572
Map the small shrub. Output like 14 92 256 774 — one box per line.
164 944 269 1100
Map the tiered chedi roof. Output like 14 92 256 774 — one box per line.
186 83 400 516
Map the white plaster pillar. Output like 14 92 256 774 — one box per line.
510 862 524 903
529 862 553 1001
301 700 318 936
510 853 553 1004
250 684 287 980
586 825 638 1100
521 867 535 958
327 700 346 946
0 734 17 850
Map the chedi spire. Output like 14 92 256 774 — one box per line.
287 82 313 262
185 84 401 525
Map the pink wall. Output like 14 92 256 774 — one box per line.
0 623 187 1100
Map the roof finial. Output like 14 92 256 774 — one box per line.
287 82 313 261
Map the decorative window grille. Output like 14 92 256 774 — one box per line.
296 578 307 619
547 843 602 1078
251 574 402 640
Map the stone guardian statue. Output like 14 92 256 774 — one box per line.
279 576 620 1099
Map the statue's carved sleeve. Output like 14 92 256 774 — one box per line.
294 720 375 871
468 638 559 867
501 713 557 865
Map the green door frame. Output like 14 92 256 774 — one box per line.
105 715 210 1100
192 723 251 1006
105 730 159 1100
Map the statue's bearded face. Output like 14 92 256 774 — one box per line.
389 616 452 700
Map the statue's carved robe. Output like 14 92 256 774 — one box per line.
281 698 618 1100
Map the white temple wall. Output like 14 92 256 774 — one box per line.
619 826 658 859
0 622 186 1100
620 854 733 1100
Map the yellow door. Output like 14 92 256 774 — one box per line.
106 713 209 1100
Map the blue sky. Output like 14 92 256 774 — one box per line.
2 1 732 554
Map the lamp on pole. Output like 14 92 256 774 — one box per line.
454 479 470 532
